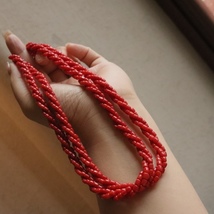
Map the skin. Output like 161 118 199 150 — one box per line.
4 32 208 214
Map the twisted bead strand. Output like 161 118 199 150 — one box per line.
9 43 167 200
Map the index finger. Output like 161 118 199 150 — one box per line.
4 31 34 64
4 32 54 81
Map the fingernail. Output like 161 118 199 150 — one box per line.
35 54 48 65
7 62 11 75
35 54 44 64
2 30 12 40
4 32 25 54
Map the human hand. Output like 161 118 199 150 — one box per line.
5 32 137 126
5 32 143 184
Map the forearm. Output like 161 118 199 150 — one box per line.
83 97 208 214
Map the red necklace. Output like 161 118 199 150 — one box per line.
9 43 167 200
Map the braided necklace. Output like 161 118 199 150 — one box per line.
9 43 167 200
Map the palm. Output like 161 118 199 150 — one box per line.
51 58 136 129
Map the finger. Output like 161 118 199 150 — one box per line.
34 46 69 82
4 31 24 54
5 33 67 83
34 46 66 73
4 31 34 65
66 43 108 68
8 62 49 126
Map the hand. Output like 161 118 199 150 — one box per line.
5 32 137 127
5 32 143 184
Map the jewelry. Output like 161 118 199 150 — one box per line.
9 43 167 200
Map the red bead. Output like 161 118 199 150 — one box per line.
142 172 150 180
156 165 163 173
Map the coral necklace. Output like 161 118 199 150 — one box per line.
9 43 167 200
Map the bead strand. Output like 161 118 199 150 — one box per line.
9 43 167 200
